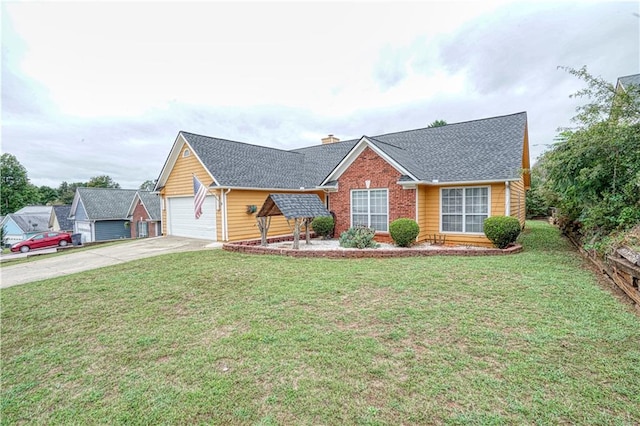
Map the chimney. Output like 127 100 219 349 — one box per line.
321 134 340 144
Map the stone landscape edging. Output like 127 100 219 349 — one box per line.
222 237 523 258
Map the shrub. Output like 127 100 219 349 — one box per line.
389 218 420 247
339 226 378 249
483 216 521 249
311 216 334 239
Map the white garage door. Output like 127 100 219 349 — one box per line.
75 221 92 243
167 196 217 240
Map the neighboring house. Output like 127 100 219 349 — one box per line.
1 213 52 247
14 205 55 227
70 188 162 243
52 205 74 232
615 73 640 94
155 112 530 247
127 191 162 238
613 73 640 119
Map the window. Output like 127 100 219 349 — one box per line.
441 187 489 233
183 149 190 157
138 221 148 238
351 189 388 232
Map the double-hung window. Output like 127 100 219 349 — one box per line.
351 189 388 232
441 187 489 233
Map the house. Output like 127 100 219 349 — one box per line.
52 205 74 232
1 213 52 247
154 112 530 247
613 73 640 120
70 188 162 243
1 206 57 246
126 191 162 239
13 205 74 232
615 73 640 94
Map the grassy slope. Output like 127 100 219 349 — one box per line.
1 221 639 425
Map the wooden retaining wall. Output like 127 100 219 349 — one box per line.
566 232 640 306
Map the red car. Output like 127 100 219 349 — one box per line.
11 231 73 253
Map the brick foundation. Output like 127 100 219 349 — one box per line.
223 237 523 258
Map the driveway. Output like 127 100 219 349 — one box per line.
1 237 221 289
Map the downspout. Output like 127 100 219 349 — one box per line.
223 188 231 241
415 186 419 222
505 181 511 216
218 189 223 242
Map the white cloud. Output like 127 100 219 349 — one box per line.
2 1 638 189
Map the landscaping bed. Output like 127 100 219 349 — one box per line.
223 237 522 258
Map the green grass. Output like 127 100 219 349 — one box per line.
2 221 639 425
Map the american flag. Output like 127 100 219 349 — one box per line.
193 175 207 219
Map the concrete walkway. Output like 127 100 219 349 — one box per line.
1 237 221 289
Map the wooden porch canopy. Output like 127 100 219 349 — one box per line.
256 193 331 248
257 193 330 219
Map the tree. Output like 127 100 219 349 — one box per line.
427 119 448 128
540 66 640 245
38 185 59 205
0 153 40 215
525 153 559 219
57 181 87 205
87 175 120 189
139 180 156 191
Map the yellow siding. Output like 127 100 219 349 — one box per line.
418 182 507 247
160 137 327 242
160 139 222 240
416 186 429 242
510 179 526 227
225 190 326 241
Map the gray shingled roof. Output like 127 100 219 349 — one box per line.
53 205 73 231
15 205 53 215
182 112 527 188
138 192 161 221
371 112 527 182
290 140 359 187
77 187 139 220
618 74 640 91
257 194 331 219
8 214 50 233
181 133 307 189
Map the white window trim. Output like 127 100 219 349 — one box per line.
350 188 389 232
439 186 491 235
183 148 190 157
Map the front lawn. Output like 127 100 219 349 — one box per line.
1 221 638 424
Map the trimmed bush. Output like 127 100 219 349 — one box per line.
483 216 521 249
389 218 420 247
339 226 378 249
311 216 334 239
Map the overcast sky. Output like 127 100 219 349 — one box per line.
2 1 638 190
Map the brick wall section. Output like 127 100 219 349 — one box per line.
331 147 416 242
130 200 159 238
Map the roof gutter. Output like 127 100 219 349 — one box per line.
411 178 522 186
210 185 318 192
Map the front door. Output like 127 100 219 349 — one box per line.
138 221 148 238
